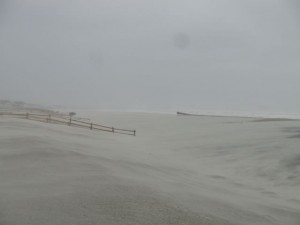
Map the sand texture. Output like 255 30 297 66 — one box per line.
0 112 300 224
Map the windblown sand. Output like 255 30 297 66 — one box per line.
0 112 300 225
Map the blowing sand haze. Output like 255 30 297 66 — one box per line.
2 0 300 224
1 111 300 224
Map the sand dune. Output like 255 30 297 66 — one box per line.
0 113 300 224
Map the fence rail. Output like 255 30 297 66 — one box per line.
0 112 136 136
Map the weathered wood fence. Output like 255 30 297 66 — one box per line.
0 112 136 136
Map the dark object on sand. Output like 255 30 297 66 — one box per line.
69 112 76 117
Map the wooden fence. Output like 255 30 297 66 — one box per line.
0 112 136 136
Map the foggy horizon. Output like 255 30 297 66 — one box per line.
1 0 300 113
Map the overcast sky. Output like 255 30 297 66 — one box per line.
1 0 300 112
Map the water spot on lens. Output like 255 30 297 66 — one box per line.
173 33 190 49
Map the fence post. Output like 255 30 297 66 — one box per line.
49 114 51 123
46 114 51 123
69 117 72 126
134 130 136 136
90 123 93 130
112 127 114 133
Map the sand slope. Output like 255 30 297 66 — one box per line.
0 113 300 224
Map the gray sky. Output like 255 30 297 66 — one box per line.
1 0 300 112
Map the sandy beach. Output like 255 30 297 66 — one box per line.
1 112 300 225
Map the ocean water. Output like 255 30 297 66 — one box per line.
177 110 300 119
